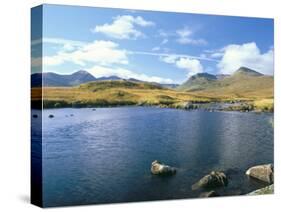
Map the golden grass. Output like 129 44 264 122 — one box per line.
31 79 273 111
179 75 273 101
37 86 212 105
253 99 274 112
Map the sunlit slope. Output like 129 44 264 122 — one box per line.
32 80 212 108
31 67 274 111
178 67 273 100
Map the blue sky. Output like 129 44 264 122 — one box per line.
31 4 274 84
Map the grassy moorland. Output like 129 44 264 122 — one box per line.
32 80 212 108
181 73 273 100
31 79 273 112
176 68 274 112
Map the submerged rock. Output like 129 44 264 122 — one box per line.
192 171 228 190
48 114 54 118
199 190 219 198
246 164 274 184
151 160 176 176
247 184 274 195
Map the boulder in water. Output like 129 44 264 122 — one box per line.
199 190 219 198
246 164 274 184
151 160 176 176
192 171 228 190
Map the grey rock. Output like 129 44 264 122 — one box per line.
192 171 228 190
151 160 176 176
246 164 274 184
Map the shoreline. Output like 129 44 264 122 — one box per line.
31 100 274 113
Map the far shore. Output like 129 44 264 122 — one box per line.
31 100 274 113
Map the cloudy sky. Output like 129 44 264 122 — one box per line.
31 4 274 84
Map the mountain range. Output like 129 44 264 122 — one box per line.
31 70 179 88
31 66 273 112
31 70 96 87
31 67 273 100
178 67 273 99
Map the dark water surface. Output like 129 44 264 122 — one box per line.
32 107 273 207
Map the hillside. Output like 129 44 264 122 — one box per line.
31 80 212 108
178 67 274 100
177 73 218 91
31 67 274 112
233 67 263 77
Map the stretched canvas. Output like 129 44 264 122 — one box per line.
31 4 274 208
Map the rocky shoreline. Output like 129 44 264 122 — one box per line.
166 101 273 113
151 161 274 197
32 99 273 113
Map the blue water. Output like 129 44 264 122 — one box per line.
31 107 273 207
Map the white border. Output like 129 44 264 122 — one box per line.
0 0 280 211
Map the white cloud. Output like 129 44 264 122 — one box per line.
131 51 216 62
69 41 128 66
175 58 203 77
31 36 217 70
93 15 154 39
176 27 207 45
157 27 207 46
160 55 177 64
217 42 274 75
31 37 85 48
176 27 192 38
160 55 203 78
39 40 128 67
210 52 224 58
44 55 65 66
152 46 160 51
88 65 173 84
62 43 76 51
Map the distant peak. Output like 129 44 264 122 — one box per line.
234 67 263 76
190 72 217 80
72 70 90 75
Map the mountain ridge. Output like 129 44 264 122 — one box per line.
31 70 179 88
177 67 273 100
31 70 96 87
233 67 264 77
